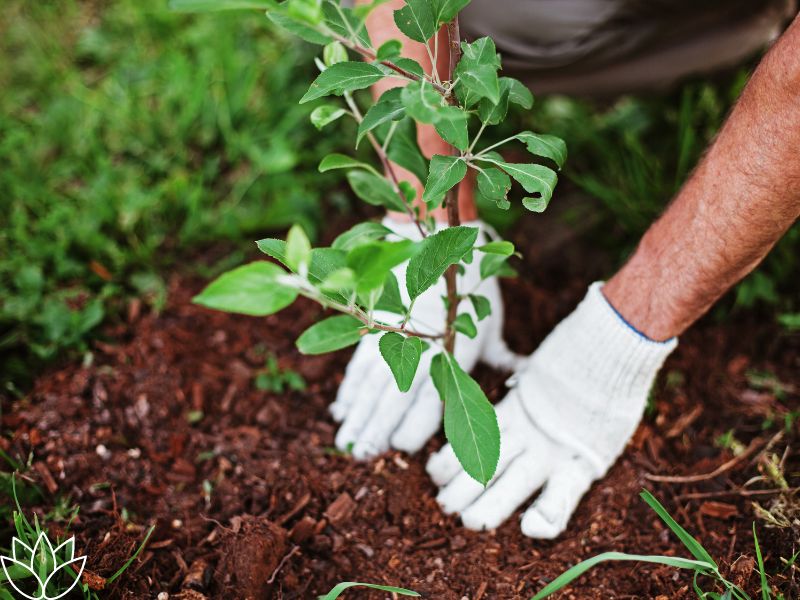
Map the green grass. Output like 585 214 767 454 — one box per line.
526 79 799 317
0 0 343 389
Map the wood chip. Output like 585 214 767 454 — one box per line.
474 581 488 600
183 558 211 591
34 462 58 495
289 516 317 544
276 492 311 526
666 405 703 438
325 492 356 527
415 537 447 550
699 501 739 519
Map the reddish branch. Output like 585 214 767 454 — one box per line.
443 18 462 354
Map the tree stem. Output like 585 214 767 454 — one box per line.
443 17 462 354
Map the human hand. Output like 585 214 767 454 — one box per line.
427 282 677 538
330 217 523 460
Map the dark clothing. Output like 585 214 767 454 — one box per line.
459 0 797 95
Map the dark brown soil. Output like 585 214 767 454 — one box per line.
3 212 799 599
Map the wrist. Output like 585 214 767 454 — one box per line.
603 244 685 341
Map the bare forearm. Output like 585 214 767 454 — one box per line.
605 15 800 340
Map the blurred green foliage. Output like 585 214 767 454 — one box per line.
0 0 342 388
1 2 796 391
528 75 798 316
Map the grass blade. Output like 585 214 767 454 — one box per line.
531 552 714 600
753 523 770 600
640 489 718 567
318 581 420 599
106 525 155 584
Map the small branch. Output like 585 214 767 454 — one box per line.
342 93 427 238
467 121 488 154
267 546 300 584
473 134 519 157
443 17 462 355
291 278 442 340
645 431 783 483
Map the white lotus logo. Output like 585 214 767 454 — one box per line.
1 533 86 600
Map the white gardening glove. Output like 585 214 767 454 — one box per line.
427 282 677 539
330 217 524 460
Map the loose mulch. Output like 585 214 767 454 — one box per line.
3 210 799 599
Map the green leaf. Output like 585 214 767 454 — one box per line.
422 155 467 206
432 0 470 24
193 262 297 317
515 131 567 169
256 240 346 285
640 490 718 568
778 313 800 330
393 57 425 77
453 313 477 338
430 352 500 485
399 180 417 203
376 39 403 61
296 315 365 355
287 0 323 24
285 224 312 272
401 80 444 124
531 552 714 600
322 0 371 47
477 157 557 211
332 221 393 251
393 0 436 43
357 88 405 147
406 226 477 300
468 294 491 321
385 118 428 183
476 167 511 209
267 12 332 45
522 196 549 212
454 37 500 105
375 271 407 314
170 0 276 11
310 105 347 130
323 41 348 66
347 240 418 294
346 170 406 212
318 153 378 175
319 267 356 292
379 332 423 392
477 241 513 256
300 61 384 103
318 581 420 600
502 77 533 109
479 253 516 279
477 86 509 125
433 106 469 151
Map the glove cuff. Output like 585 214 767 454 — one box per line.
573 281 678 398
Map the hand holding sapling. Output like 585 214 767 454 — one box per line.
331 217 523 459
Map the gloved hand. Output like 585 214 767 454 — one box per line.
427 282 677 538
331 217 523 460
